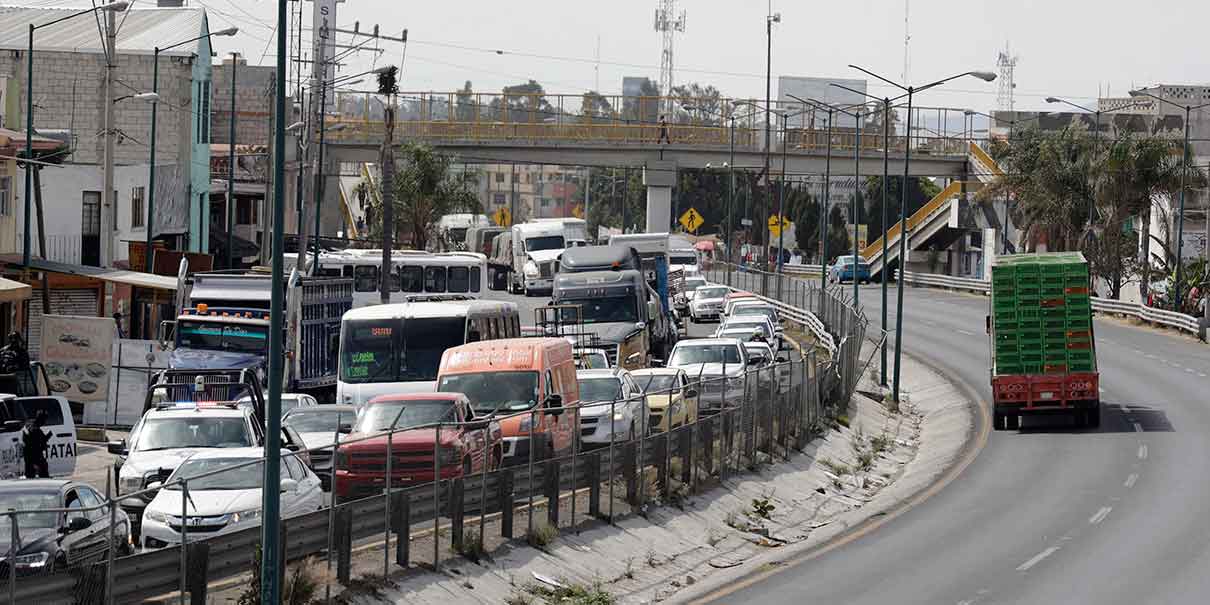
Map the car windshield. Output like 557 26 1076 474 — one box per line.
724 322 771 338
669 344 743 366
357 400 458 432
697 287 728 300
575 351 609 369
134 417 252 451
284 410 351 433
0 492 59 531
525 236 565 252
438 371 539 414
671 255 698 266
176 321 268 355
167 457 262 491
564 296 638 324
638 374 678 393
578 377 622 402
685 278 706 291
340 317 467 383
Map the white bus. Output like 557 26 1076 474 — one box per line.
336 299 522 406
311 249 488 307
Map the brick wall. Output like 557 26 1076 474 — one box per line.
0 49 195 167
211 58 276 148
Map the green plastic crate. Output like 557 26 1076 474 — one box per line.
995 309 1017 322
1067 316 1091 330
1063 263 1089 277
993 298 1018 312
1044 350 1068 363
1024 363 1045 374
996 363 1025 375
1019 319 1043 331
1020 351 1044 365
1067 351 1095 366
1065 294 1091 306
1065 274 1090 287
1017 284 1041 297
1018 307 1042 320
1017 334 1043 349
1069 360 1096 373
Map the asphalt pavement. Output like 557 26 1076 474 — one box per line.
706 283 1210 604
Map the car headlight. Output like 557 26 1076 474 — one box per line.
144 509 168 524
119 475 144 496
612 410 628 421
11 552 49 569
231 508 262 525
523 261 539 277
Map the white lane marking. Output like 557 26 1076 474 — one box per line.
1133 422 1143 433
1017 546 1060 572
1089 506 1112 525
1138 444 1148 459
1185 368 1195 374
1199 373 1208 378
955 329 975 336
1124 473 1139 488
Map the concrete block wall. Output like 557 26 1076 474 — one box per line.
0 49 194 167
210 58 275 148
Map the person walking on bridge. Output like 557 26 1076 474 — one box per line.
658 115 671 144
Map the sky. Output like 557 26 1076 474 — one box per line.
32 0 1210 114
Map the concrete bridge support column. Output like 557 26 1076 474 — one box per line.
644 161 677 234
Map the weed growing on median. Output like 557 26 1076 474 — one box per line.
528 517 559 550
819 457 851 477
525 579 617 605
870 433 894 455
750 495 776 520
454 527 486 561
623 556 636 579
237 547 325 605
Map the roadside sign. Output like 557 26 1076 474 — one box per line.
768 215 791 237
493 207 512 227
679 207 705 233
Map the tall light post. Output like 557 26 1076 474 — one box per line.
1128 90 1210 313
144 25 239 272
263 0 289 600
848 65 997 402
226 52 239 270
762 10 781 294
22 1 129 271
771 107 809 298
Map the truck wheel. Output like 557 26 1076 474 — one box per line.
993 413 1005 431
1006 414 1020 430
1086 405 1101 429
462 457 472 476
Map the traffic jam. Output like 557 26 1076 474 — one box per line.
0 221 799 578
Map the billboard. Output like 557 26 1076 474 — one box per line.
39 315 115 403
778 76 868 130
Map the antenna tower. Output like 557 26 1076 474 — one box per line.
997 42 1019 112
654 0 686 116
902 0 910 84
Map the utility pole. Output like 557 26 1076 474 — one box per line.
101 8 117 270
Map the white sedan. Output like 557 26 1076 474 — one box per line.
140 448 324 549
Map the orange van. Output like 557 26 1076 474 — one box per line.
436 337 580 465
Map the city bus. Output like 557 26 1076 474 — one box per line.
311 249 487 307
336 299 522 406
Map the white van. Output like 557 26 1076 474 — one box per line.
0 395 77 479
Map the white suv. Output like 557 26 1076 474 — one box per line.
109 404 262 540
666 338 750 413
576 368 646 445
689 286 730 323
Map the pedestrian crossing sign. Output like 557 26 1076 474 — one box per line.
679 207 704 233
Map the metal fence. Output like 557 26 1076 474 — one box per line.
0 352 832 604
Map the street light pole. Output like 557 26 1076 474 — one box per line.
261 0 289 601
761 12 780 294
847 65 997 402
881 98 890 386
227 53 238 270
852 106 862 309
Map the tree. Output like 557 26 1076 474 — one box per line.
863 175 942 241
622 78 660 123
824 205 850 264
581 90 613 121
388 143 480 251
670 82 724 124
455 80 475 122
496 79 554 123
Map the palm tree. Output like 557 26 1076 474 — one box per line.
377 67 399 304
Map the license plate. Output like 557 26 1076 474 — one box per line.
1039 392 1054 400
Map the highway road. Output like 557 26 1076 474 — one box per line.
706 283 1210 604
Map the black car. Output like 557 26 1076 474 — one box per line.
282 404 357 491
0 479 131 578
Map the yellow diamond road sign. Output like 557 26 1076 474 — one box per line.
679 207 704 233
493 207 512 227
768 215 791 237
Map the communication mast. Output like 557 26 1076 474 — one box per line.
997 42 1019 112
902 0 910 84
654 0 686 116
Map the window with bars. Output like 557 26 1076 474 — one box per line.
0 177 10 216
82 192 101 235
131 186 145 228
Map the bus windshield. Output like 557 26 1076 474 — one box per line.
176 321 268 354
340 317 467 384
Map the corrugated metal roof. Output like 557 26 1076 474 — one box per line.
0 6 205 57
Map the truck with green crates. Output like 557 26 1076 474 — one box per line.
987 252 1100 430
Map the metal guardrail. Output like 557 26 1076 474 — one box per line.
895 270 1206 338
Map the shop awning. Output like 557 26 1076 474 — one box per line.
1 257 178 291
0 277 32 303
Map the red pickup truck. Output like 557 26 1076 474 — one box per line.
334 393 503 500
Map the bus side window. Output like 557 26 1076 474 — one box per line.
424 266 447 292
353 266 378 292
342 266 354 278
448 267 470 293
466 318 483 343
319 266 341 277
512 315 521 337
400 266 423 292
490 316 502 340
469 267 482 293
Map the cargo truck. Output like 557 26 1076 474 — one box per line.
161 265 353 401
988 252 1100 430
